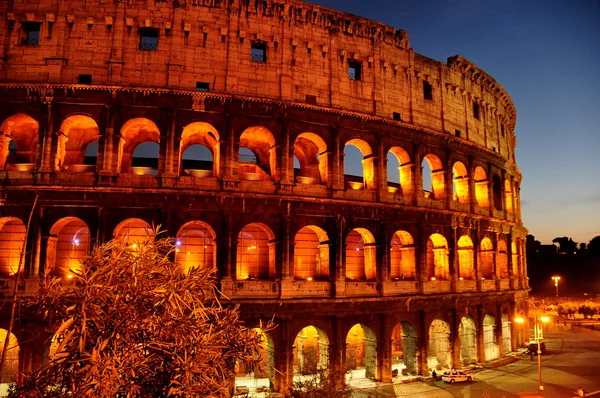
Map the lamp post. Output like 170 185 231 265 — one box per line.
551 276 561 297
515 300 549 396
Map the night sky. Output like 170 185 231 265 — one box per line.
313 0 600 245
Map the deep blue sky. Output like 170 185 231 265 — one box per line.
315 0 600 245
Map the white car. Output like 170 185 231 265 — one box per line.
441 370 473 384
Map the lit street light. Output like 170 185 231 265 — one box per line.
515 300 550 395
552 276 561 297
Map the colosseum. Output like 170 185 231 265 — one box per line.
0 0 529 394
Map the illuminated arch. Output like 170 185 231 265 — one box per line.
0 329 20 384
113 218 155 248
118 118 161 174
293 326 329 377
428 319 451 369
457 235 475 280
483 314 499 361
346 323 377 380
0 217 26 276
422 154 445 200
345 228 376 281
345 138 375 190
236 223 276 280
504 179 514 215
474 166 489 208
180 122 220 177
175 221 216 273
459 316 477 366
497 240 508 278
239 126 276 181
492 175 503 211
235 328 275 391
390 231 416 280
293 225 329 280
501 313 512 354
293 132 328 185
452 162 469 204
391 321 418 375
47 217 91 279
426 233 449 280
56 114 100 171
480 237 494 279
387 146 412 194
511 241 519 277
0 113 39 171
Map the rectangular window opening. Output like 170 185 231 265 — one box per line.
423 81 433 100
22 22 41 46
348 61 362 81
139 28 159 51
473 102 480 120
305 95 317 105
393 112 401 121
455 129 461 137
501 123 505 137
251 42 267 63
196 82 210 92
78 74 92 85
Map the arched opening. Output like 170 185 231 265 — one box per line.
501 314 511 354
492 175 503 211
390 231 416 280
293 326 329 378
452 162 469 203
180 122 220 178
0 113 39 171
293 226 329 280
511 241 519 278
480 237 494 279
0 329 20 385
426 234 449 280
346 323 377 381
56 115 100 172
235 328 275 394
0 218 26 277
457 236 475 280
345 228 376 281
47 218 91 279
387 146 412 194
113 218 155 248
119 118 161 175
421 154 444 200
504 179 514 214
391 321 417 376
239 126 276 181
175 221 216 273
236 223 275 280
344 139 374 190
293 132 327 185
84 141 99 166
497 240 508 279
483 315 499 361
427 319 451 371
459 316 477 366
474 166 489 208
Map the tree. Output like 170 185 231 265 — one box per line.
552 237 578 254
589 236 600 257
288 367 352 398
10 236 273 397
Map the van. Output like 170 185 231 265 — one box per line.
528 339 547 355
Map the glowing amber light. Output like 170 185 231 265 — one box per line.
540 316 550 323
430 277 436 281
515 317 524 324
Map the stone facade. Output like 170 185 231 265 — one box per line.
0 0 528 394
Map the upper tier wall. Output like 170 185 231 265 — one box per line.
0 0 517 162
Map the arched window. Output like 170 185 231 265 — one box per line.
452 162 469 204
492 175 503 211
119 118 161 175
293 326 329 377
0 218 26 276
0 329 19 384
345 228 376 281
422 154 444 200
132 141 160 176
236 223 275 280
480 237 494 279
239 126 276 181
426 233 449 280
0 113 39 171
293 133 328 185
504 179 514 214
457 235 475 279
511 241 519 277
387 146 412 194
293 226 329 280
474 166 489 208
56 115 100 172
48 217 91 279
180 122 220 178
346 324 377 380
497 240 508 279
175 221 216 273
113 218 155 248
344 139 375 190
390 231 416 280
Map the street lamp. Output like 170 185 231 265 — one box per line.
551 276 561 297
515 300 549 395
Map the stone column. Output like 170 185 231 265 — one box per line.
376 136 386 195
378 315 393 382
451 309 461 368
279 118 293 187
38 98 55 172
476 306 485 363
28 207 42 278
496 303 505 357
161 112 178 177
449 225 458 291
331 125 344 191
417 224 429 291
221 116 238 189
334 216 346 297
417 310 428 375
330 317 346 387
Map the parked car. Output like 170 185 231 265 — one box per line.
528 339 547 355
441 370 473 384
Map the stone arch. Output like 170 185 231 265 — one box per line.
474 166 489 208
483 314 499 361
345 228 376 281
422 154 445 200
118 118 161 174
344 138 375 190
235 327 275 392
511 241 519 277
236 223 276 280
180 121 220 178
0 329 20 384
457 235 475 280
459 316 477 366
390 231 416 280
113 218 155 248
239 126 276 181
492 174 503 211
293 225 329 280
0 217 26 277
427 319 451 370
293 326 329 377
501 313 511 354
426 233 449 280
452 161 469 204
497 240 508 279
0 113 39 171
293 132 328 185
504 179 514 214
56 114 100 172
480 237 494 279
387 146 412 194
391 320 418 375
175 221 216 273
46 217 91 279
345 323 377 380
